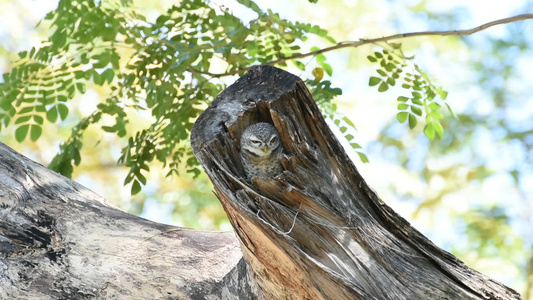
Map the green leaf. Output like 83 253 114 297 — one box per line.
397 103 408 110
76 83 86 93
137 172 147 185
33 115 43 125
397 112 408 123
445 103 456 118
15 124 30 142
377 69 387 77
58 103 69 120
390 42 402 49
369 76 381 86
410 106 422 116
322 63 333 76
384 63 395 72
131 179 141 195
342 116 356 129
424 123 435 140
357 152 369 163
429 111 443 120
315 53 326 63
101 68 115 84
411 98 423 106
30 124 42 141
408 113 417 129
378 82 389 92
397 96 408 102
293 60 305 70
316 28 329 38
426 90 436 101
350 142 361 149
429 102 441 111
47 106 58 122
15 115 31 124
102 126 116 133
437 89 448 99
433 121 444 138
325 36 337 44
367 55 377 63
93 71 104 85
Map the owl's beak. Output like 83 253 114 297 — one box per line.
263 145 269 153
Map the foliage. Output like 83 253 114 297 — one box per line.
0 0 450 195
461 205 522 257
367 44 448 140
372 15 532 293
319 101 369 163
0 0 334 193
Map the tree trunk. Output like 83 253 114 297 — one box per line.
0 142 254 299
190 65 522 300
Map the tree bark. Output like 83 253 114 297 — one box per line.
0 142 254 299
190 65 522 300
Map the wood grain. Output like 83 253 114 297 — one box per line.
191 65 522 300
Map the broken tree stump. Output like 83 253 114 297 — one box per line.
190 65 522 300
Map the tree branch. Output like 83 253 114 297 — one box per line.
188 13 533 78
0 141 253 299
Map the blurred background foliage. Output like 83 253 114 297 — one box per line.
0 0 531 297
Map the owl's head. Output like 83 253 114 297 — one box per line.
240 122 281 157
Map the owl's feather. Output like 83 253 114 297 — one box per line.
240 122 283 179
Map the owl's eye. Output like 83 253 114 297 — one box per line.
251 140 261 145
269 137 277 144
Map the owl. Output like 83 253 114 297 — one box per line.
240 122 283 179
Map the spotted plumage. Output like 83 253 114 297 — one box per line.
240 122 283 179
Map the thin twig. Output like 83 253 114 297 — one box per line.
188 13 533 78
283 203 302 235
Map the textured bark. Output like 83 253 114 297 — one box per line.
0 142 254 299
190 65 522 300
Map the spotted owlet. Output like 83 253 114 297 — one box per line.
240 122 283 179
